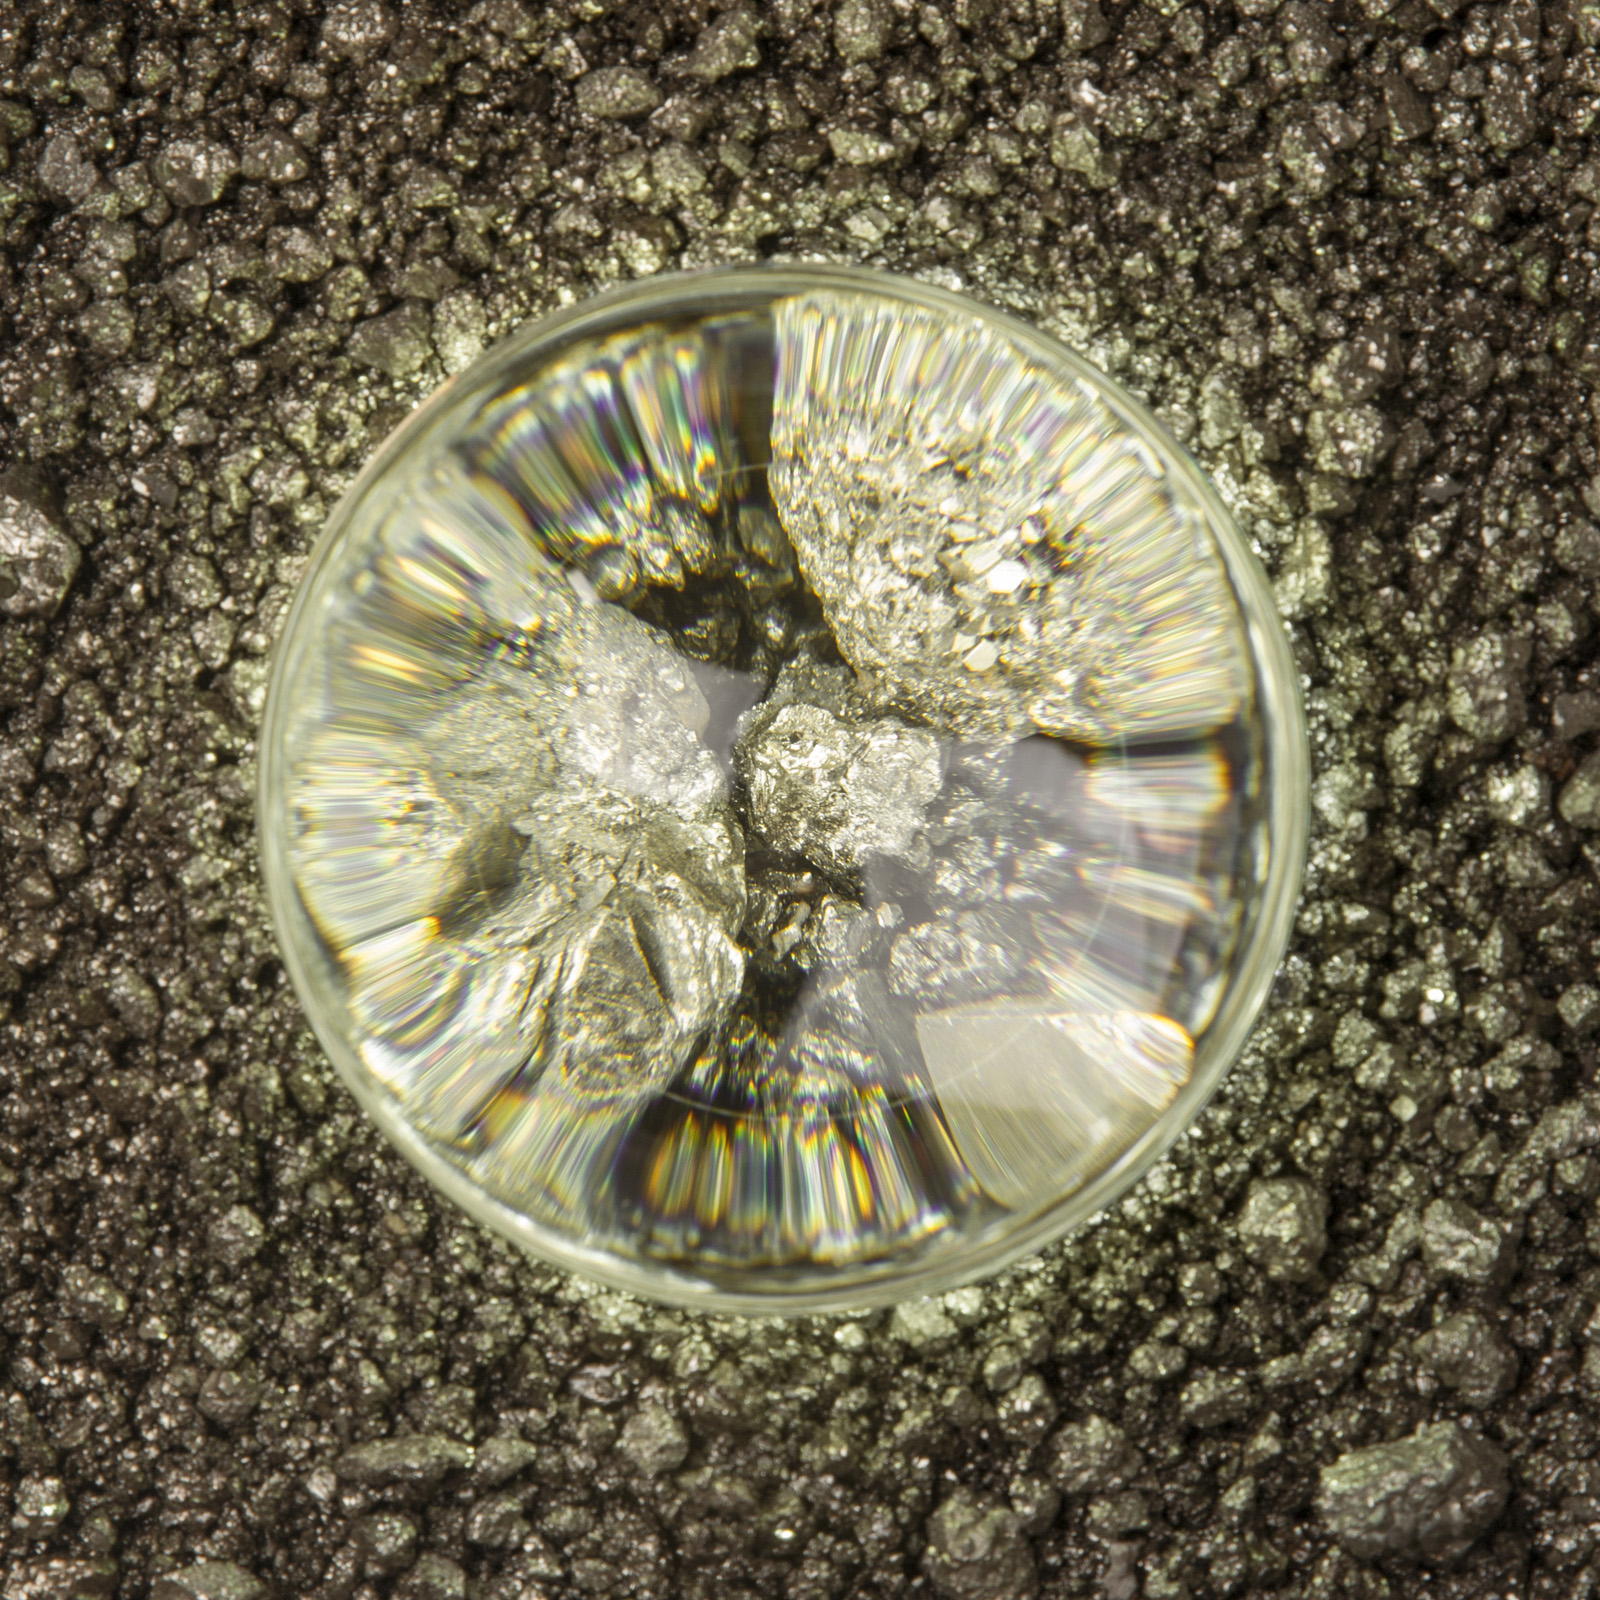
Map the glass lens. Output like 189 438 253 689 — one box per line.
259 266 1307 1310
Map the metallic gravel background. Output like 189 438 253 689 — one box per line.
2 1 1599 1596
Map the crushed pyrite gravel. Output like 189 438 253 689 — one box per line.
2 0 1599 1596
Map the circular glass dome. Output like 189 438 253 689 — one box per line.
259 265 1307 1312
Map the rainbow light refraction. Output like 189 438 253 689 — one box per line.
267 275 1276 1301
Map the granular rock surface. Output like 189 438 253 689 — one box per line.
2 1 1600 1598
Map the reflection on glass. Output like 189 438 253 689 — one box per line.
263 270 1298 1307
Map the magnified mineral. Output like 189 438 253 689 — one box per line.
736 698 942 876
915 1005 1192 1210
460 318 753 600
268 274 1282 1299
769 292 1249 745
291 462 748 1155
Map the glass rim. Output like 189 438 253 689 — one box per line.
257 261 1310 1315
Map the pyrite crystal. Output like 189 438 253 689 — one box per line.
260 267 1306 1310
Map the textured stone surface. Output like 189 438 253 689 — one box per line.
921 1488 1038 1600
0 472 80 618
736 699 943 876
1 0 1598 1596
1235 1176 1330 1283
1317 1422 1510 1563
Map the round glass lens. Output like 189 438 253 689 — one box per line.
259 265 1307 1311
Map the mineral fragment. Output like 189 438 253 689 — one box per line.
735 698 942 876
290 463 746 1163
1318 1422 1509 1561
1413 1311 1518 1406
921 1488 1038 1600
770 291 1248 744
0 474 80 618
1236 1176 1330 1282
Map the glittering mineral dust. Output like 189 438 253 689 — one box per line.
275 285 1264 1296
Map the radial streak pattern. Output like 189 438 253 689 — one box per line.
769 292 1249 745
265 273 1282 1304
